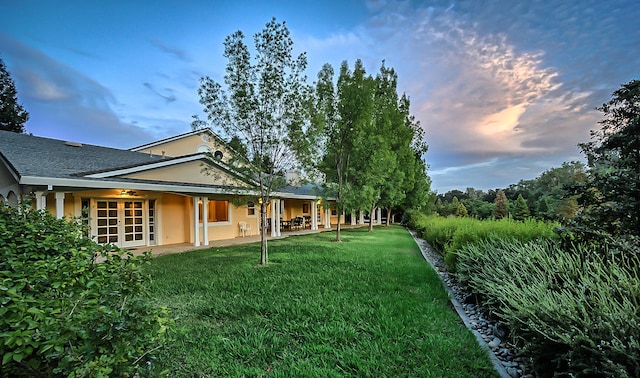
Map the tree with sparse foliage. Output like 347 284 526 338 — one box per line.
195 18 312 265
493 189 508 220
0 56 29 133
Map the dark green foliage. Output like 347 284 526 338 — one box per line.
567 79 640 252
462 199 494 219
0 57 29 133
512 194 530 221
455 238 640 377
313 60 431 236
0 202 171 377
436 161 586 221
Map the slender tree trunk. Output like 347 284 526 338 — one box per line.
260 200 268 265
336 151 343 242
386 208 392 226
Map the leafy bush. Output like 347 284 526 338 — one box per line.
401 209 428 233
455 238 640 377
0 202 171 377
402 212 557 271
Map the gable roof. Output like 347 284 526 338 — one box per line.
129 128 227 152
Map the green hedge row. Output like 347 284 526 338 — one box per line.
456 238 640 377
404 211 558 271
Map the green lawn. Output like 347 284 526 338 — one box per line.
146 226 498 377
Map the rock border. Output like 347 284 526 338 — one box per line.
409 229 531 378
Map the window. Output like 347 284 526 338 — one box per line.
302 203 310 214
199 200 229 222
247 201 256 216
331 205 337 216
148 199 156 244
214 150 223 159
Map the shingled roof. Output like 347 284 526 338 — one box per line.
0 130 163 179
0 130 321 199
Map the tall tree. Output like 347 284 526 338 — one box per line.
313 60 374 241
374 65 421 226
196 18 312 265
513 194 530 221
493 189 509 220
570 79 640 247
0 57 29 133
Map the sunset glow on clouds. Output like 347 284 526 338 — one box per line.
0 1 637 191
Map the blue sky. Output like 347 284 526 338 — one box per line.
1 1 638 192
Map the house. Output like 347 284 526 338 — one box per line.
0 129 368 249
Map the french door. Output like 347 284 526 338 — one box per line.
95 199 147 248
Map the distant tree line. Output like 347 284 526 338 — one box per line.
434 160 586 221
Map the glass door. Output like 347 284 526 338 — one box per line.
93 199 147 248
96 200 119 244
122 200 145 248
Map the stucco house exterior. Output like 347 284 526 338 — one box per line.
0 129 357 249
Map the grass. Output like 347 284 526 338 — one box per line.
145 226 498 377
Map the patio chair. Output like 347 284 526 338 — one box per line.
292 216 303 231
238 221 252 237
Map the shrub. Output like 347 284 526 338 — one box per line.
455 238 640 377
403 213 558 271
0 202 171 377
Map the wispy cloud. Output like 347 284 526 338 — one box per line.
356 2 608 190
0 34 155 148
150 38 190 62
143 82 177 103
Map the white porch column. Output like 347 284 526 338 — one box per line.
202 197 209 246
35 191 46 210
193 196 200 247
270 199 278 237
351 211 356 225
55 192 65 219
324 207 331 229
276 200 282 236
311 200 318 230
359 210 364 224
377 207 382 225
